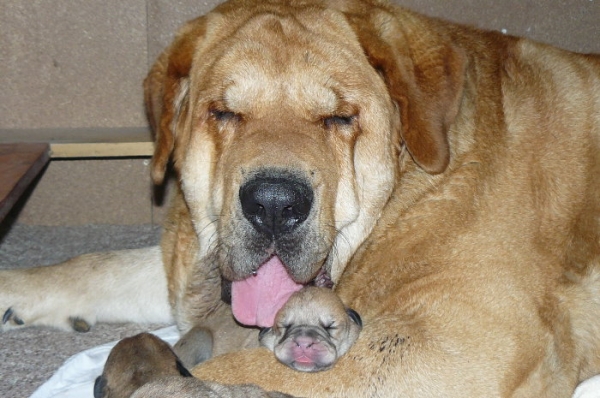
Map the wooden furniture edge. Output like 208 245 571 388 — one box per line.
0 143 51 222
0 128 155 158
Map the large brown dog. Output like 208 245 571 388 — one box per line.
1 0 600 396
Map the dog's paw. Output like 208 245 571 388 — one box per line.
1 305 94 332
0 270 97 332
173 326 214 368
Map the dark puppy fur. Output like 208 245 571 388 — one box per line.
94 333 193 398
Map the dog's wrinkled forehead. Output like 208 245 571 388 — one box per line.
223 63 338 118
201 12 369 117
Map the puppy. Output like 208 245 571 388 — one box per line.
95 332 292 398
94 333 194 398
259 287 362 372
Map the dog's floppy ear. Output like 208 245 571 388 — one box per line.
349 9 466 174
144 17 207 185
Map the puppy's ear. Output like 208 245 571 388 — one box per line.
144 16 207 185
258 327 272 341
346 308 362 328
93 376 107 398
258 327 276 350
348 8 466 174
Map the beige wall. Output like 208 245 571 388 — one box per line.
2 0 599 225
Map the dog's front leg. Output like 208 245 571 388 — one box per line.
0 246 173 332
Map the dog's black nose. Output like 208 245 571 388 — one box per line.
240 175 313 237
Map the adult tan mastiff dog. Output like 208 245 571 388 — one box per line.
2 0 600 396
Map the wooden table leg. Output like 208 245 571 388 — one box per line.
0 143 51 223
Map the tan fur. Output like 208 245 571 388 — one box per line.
130 377 293 398
0 248 173 331
1 0 599 396
142 1 599 396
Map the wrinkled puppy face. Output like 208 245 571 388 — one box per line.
177 8 398 287
259 287 363 372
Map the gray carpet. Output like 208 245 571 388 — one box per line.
0 224 168 398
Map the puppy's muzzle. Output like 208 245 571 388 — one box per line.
240 174 313 238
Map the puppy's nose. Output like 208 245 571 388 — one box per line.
240 175 313 237
294 335 315 349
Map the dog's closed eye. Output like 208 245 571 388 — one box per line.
323 115 355 129
210 108 240 123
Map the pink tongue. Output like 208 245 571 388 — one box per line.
231 256 303 327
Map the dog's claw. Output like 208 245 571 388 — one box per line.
2 308 13 324
3 307 24 326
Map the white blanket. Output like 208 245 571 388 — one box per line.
31 326 600 398
30 326 181 398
